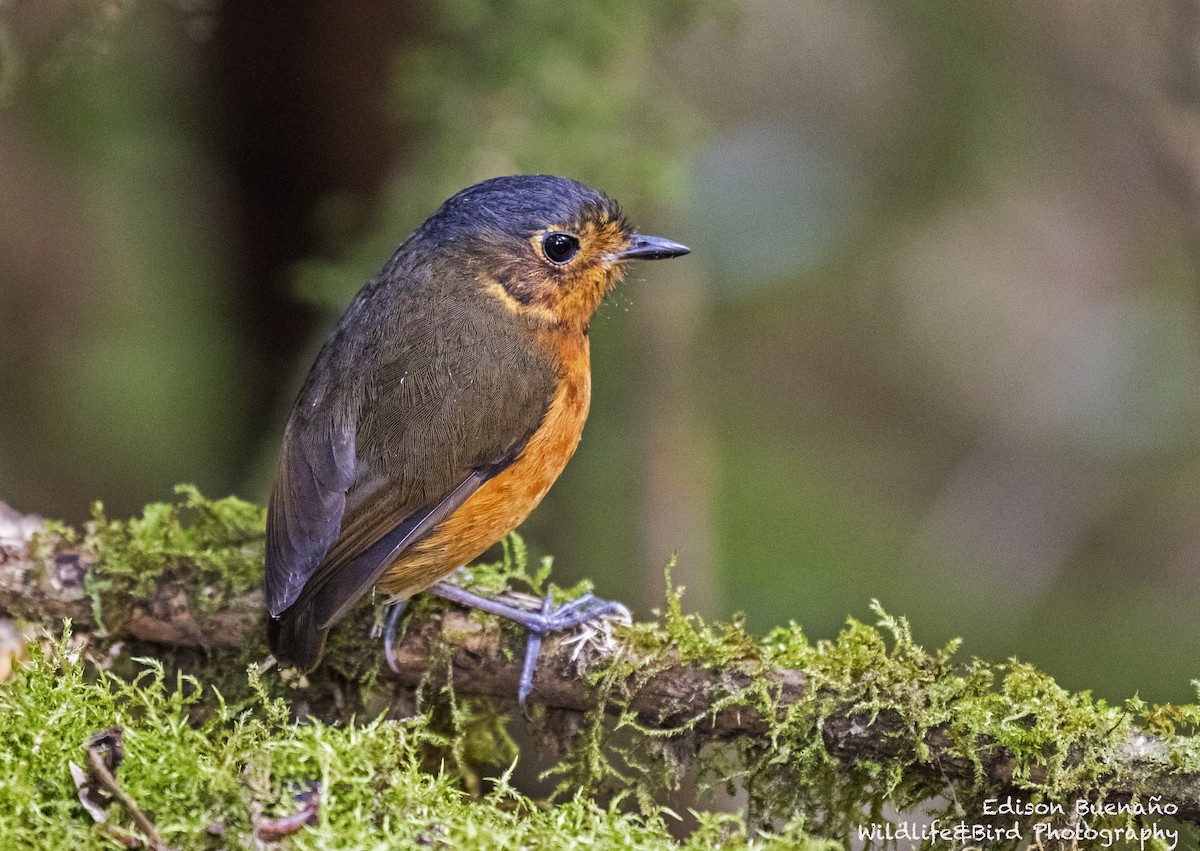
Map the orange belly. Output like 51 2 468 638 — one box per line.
376 332 591 598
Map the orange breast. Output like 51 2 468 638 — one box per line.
376 331 591 598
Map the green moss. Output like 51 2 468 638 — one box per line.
456 530 590 603
540 589 1200 846
658 561 762 668
76 484 265 634
14 490 1200 848
1 628 844 849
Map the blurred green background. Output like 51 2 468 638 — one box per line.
4 0 1200 704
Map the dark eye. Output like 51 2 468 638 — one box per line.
542 232 580 264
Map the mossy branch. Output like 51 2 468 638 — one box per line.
383 607 1200 827
5 490 1200 845
0 492 263 649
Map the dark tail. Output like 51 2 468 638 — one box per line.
267 601 328 672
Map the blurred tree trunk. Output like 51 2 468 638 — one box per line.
208 0 423 461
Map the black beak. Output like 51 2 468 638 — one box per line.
619 234 691 261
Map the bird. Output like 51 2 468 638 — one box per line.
265 174 690 707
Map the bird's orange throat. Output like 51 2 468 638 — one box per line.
377 331 592 598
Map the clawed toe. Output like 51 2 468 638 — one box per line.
536 592 631 633
515 590 630 715
424 580 629 715
381 599 409 675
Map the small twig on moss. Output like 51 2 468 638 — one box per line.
83 728 175 851
252 782 321 843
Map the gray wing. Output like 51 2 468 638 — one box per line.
265 409 356 617
264 276 557 666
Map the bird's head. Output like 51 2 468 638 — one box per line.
420 175 690 331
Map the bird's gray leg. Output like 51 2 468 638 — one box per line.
428 580 631 714
516 592 554 718
382 598 409 674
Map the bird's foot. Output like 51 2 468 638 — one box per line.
428 580 631 716
381 598 409 675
